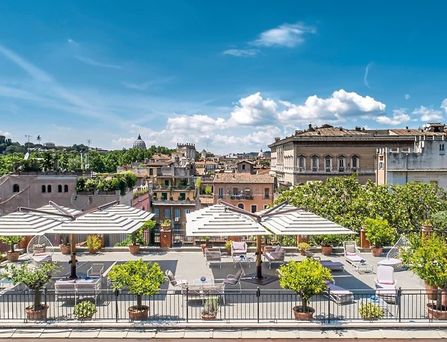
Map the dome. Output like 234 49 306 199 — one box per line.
133 134 146 149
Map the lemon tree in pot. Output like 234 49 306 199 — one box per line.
127 220 154 255
0 236 22 262
297 242 310 256
8 262 57 320
201 296 219 320
364 218 395 257
279 258 332 320
108 259 165 320
86 234 102 254
408 235 447 319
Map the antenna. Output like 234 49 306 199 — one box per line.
24 134 31 153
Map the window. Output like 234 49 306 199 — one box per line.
58 184 62 193
324 156 332 173
251 205 257 213
218 187 224 199
311 155 319 172
440 144 445 154
161 192 168 200
12 184 19 193
237 203 244 210
164 180 169 187
351 156 359 170
179 192 186 201
232 187 239 195
149 168 153 176
153 208 160 218
337 156 345 172
185 209 191 214
47 185 52 193
264 188 270 199
242 164 246 170
64 185 69 192
174 208 181 221
298 156 305 171
41 185 46 193
164 208 171 219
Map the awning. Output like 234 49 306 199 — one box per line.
260 203 354 236
186 204 270 237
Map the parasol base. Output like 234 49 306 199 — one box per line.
242 273 278 286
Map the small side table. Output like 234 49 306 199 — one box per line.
356 262 374 274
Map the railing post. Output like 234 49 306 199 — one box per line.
397 287 402 323
327 289 331 323
115 289 119 323
44 288 47 322
256 287 261 323
186 287 189 323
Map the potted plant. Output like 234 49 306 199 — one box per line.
408 235 447 319
160 218 171 231
201 236 211 254
359 302 385 321
8 262 57 320
0 236 22 262
278 258 332 320
59 236 71 255
128 221 153 255
86 234 102 254
74 300 97 320
108 259 165 320
297 242 310 256
201 296 219 320
364 218 395 257
224 240 232 255
314 235 336 256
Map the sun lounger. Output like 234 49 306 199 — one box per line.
231 241 248 257
263 245 285 268
343 241 365 265
326 281 354 304
319 260 344 272
375 265 397 303
205 248 222 268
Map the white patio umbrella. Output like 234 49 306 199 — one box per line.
98 203 154 222
0 211 62 236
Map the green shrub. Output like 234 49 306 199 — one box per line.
86 235 102 251
297 242 310 252
364 218 396 247
0 236 22 253
202 296 219 316
359 302 384 320
279 258 332 312
430 211 447 234
74 300 97 320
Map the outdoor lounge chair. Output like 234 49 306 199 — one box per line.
375 265 397 303
218 269 244 292
165 269 188 294
378 236 408 270
87 263 104 278
231 241 247 257
319 259 344 272
205 247 222 268
343 241 365 265
75 278 102 305
325 280 354 304
263 245 285 268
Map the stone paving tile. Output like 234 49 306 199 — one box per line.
39 329 72 338
240 329 271 339
299 329 335 339
352 329 384 339
154 329 186 338
12 328 43 338
212 329 242 339
380 328 442 339
69 328 100 338
269 329 299 339
183 329 212 338
0 329 15 338
126 329 157 338
97 328 128 338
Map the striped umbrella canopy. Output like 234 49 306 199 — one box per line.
260 203 354 236
98 204 154 222
0 211 62 236
186 204 270 237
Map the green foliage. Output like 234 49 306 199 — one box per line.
76 172 137 195
86 235 102 251
224 240 233 250
364 218 396 247
408 235 447 288
0 236 22 252
204 185 213 195
74 300 97 320
276 176 447 235
202 296 219 316
117 223 153 247
430 211 447 235
279 259 332 310
161 219 171 228
108 260 165 298
359 302 385 320
309 235 340 247
297 242 310 251
195 177 202 189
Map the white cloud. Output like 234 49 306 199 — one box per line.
412 106 444 122
228 92 278 126
0 131 11 137
279 89 386 122
252 23 316 48
376 109 410 126
404 94 411 100
363 62 373 88
441 99 447 112
67 38 79 47
75 55 122 70
167 114 226 133
222 49 259 57
122 81 151 91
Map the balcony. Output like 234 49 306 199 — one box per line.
229 193 254 200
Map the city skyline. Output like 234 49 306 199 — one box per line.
1 1 447 153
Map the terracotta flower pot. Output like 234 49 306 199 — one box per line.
201 243 209 255
371 246 383 257
26 305 48 320
89 248 99 254
59 244 71 255
128 244 140 255
321 245 333 256
425 283 438 300
427 303 447 320
293 306 314 320
300 250 306 256
128 305 149 320
201 312 217 320
6 251 19 262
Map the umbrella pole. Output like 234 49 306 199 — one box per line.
69 234 77 279
256 236 263 279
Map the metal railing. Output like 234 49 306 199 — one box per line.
0 287 441 323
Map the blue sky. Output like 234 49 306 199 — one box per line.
0 1 447 153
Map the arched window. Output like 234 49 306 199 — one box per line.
311 155 319 172
324 155 332 173
47 185 52 193
41 185 46 193
58 184 62 193
298 156 306 171
12 184 19 193
237 203 244 210
351 155 359 170
337 156 346 172
64 185 69 192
